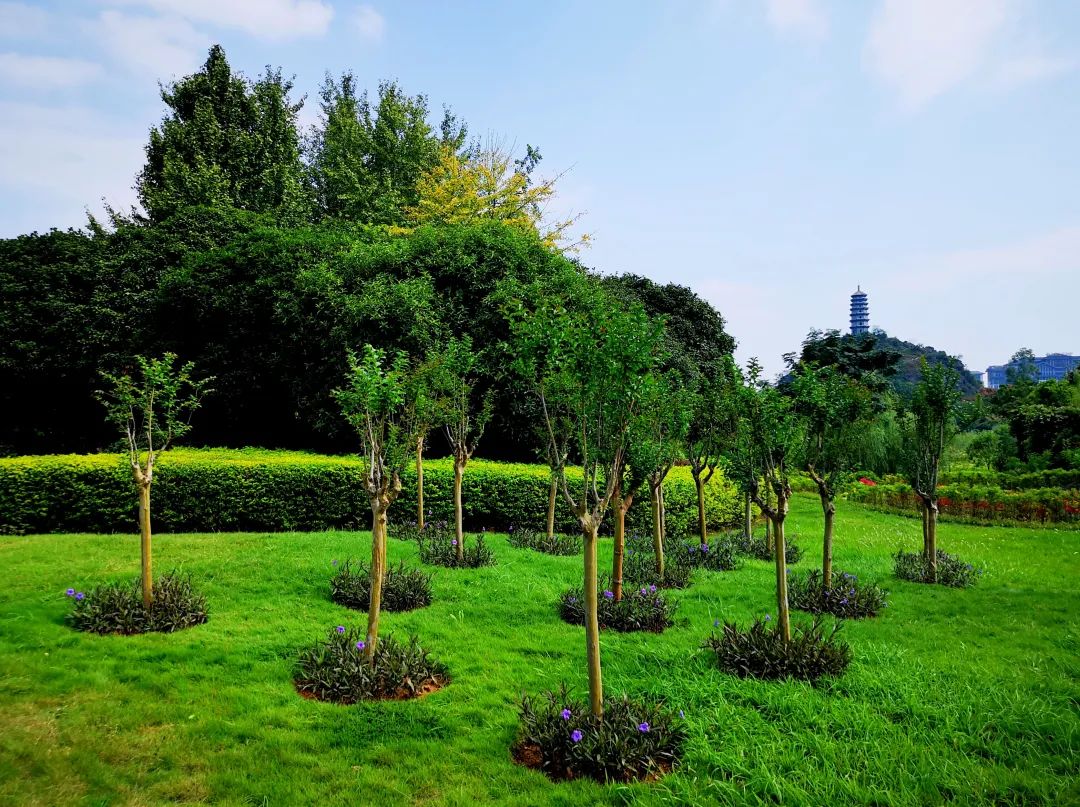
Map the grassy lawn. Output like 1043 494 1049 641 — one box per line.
1 495 1078 806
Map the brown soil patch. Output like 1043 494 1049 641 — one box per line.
294 675 447 704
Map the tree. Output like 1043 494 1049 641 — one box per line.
902 360 962 582
334 346 419 659
790 365 874 588
432 336 493 559
512 298 661 717
138 46 310 223
727 360 802 642
686 358 739 546
405 356 440 530
98 355 213 609
1005 348 1039 386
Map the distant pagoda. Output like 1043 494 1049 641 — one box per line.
850 286 869 335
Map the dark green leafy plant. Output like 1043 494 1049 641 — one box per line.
513 685 685 783
330 559 432 612
788 569 888 618
417 532 496 568
622 531 694 589
704 615 852 681
507 527 581 556
66 571 208 635
294 628 448 703
736 533 803 564
559 580 675 633
893 550 982 588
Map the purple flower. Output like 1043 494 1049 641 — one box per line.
701 543 709 553
571 729 583 743
603 590 614 599
679 709 685 719
65 588 75 597
764 614 771 622
452 539 458 546
561 708 571 720
75 592 84 601
649 585 657 593
568 596 577 604
331 559 338 566
638 722 650 733
356 640 366 650
640 587 648 596
840 598 848 605
713 619 719 628
336 625 345 634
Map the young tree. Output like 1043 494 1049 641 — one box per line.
512 299 661 717
902 360 962 583
406 356 440 530
686 358 739 546
727 360 803 642
431 336 493 559
334 346 419 659
790 365 874 588
98 354 213 609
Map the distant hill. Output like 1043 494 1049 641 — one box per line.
869 330 981 397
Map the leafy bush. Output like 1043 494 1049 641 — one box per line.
893 550 982 588
623 533 694 589
329 560 432 612
66 571 208 635
0 450 741 535
682 534 741 572
293 627 448 703
417 532 497 568
507 527 581 556
788 569 889 618
736 533 803 564
559 581 675 632
513 685 685 783
850 482 1080 527
704 616 852 681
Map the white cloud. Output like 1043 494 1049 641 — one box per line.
764 0 827 40
353 5 385 42
0 52 103 88
0 2 50 39
994 52 1074 89
96 11 208 81
108 0 334 41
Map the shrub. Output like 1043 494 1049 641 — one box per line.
417 532 497 568
66 571 208 635
293 628 448 703
623 533 694 589
849 481 1080 527
559 581 675 632
507 527 581 556
0 450 741 535
329 560 432 612
788 569 889 618
682 534 741 572
703 616 852 681
513 685 685 783
893 550 982 588
736 533 803 564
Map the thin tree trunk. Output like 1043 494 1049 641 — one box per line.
453 457 464 562
138 481 152 610
546 471 558 540
695 474 707 545
764 485 773 551
659 481 666 544
921 501 929 556
612 494 626 602
583 520 603 718
927 501 939 583
773 509 792 643
416 436 425 529
820 489 835 589
743 490 752 539
364 501 388 661
651 482 665 581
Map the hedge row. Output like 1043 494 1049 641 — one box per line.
937 468 1080 491
0 449 741 535
848 483 1080 527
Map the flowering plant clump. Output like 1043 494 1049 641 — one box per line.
507 527 581 556
416 533 496 568
293 627 449 703
679 534 741 573
330 559 433 612
513 685 685 783
390 518 452 543
558 579 676 633
788 570 889 619
66 571 208 635
703 615 852 681
893 550 982 588
735 532 803 564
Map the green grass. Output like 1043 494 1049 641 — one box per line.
1 496 1078 806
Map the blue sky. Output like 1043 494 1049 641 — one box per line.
1 0 1078 379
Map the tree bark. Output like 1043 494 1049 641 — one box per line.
583 520 603 718
773 510 792 643
416 436 425 530
453 457 465 562
743 490 752 539
612 487 627 602
651 482 665 581
695 474 708 545
658 481 667 544
364 500 388 661
138 480 152 610
820 492 835 590
920 500 929 556
546 471 558 540
764 485 773 551
926 500 939 583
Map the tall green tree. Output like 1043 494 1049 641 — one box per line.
98 355 213 609
686 357 740 545
902 360 963 582
138 45 310 223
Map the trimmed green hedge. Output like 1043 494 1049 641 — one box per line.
0 449 740 535
849 482 1080 527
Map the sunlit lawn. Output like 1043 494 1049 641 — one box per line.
1 495 1077 806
